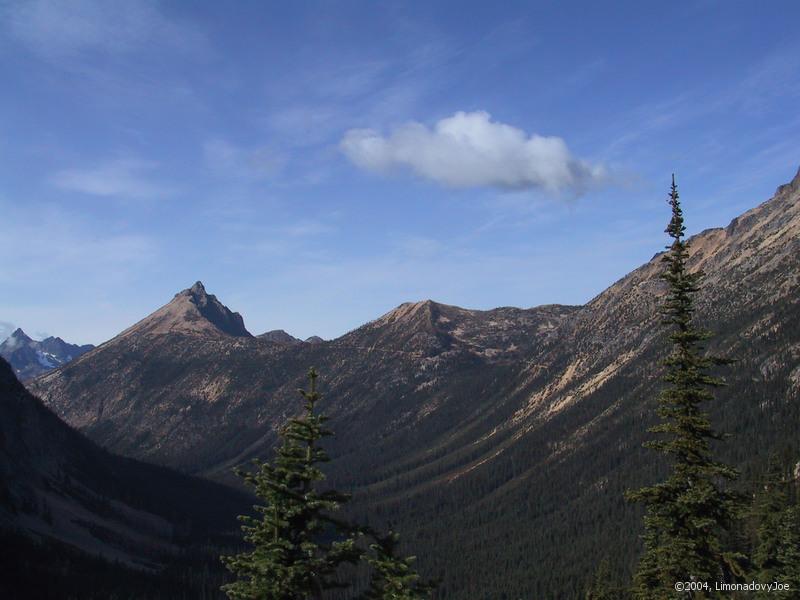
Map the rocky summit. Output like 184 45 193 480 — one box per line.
113 280 252 339
30 168 800 597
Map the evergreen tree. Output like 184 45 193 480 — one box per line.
774 504 800 597
221 368 360 599
752 457 789 592
584 558 621 600
752 457 800 599
222 368 431 600
627 176 742 598
359 530 433 600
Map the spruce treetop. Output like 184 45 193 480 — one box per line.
627 176 742 598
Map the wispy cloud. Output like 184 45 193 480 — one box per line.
4 0 206 60
0 202 159 344
731 44 800 113
203 139 286 180
265 106 349 149
256 31 464 149
0 202 158 290
393 236 443 259
0 321 15 342
286 60 392 102
599 44 800 164
52 159 175 199
341 111 606 195
283 220 335 237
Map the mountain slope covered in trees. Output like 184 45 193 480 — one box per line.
0 357 252 598
31 168 800 597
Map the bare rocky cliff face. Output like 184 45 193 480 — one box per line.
30 168 800 597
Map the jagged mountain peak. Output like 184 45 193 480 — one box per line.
118 281 252 339
174 280 211 303
179 280 211 302
9 327 32 342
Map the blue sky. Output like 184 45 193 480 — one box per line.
1 0 799 344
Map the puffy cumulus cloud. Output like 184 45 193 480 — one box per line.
340 111 605 195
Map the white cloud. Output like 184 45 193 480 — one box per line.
341 111 605 195
52 159 174 199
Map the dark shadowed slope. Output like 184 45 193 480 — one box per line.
0 356 251 597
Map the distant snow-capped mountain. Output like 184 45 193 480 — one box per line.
0 328 94 380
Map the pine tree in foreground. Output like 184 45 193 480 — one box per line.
626 176 743 598
221 368 359 599
221 368 431 600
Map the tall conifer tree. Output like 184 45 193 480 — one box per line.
627 176 742 598
221 368 360 599
222 368 431 600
